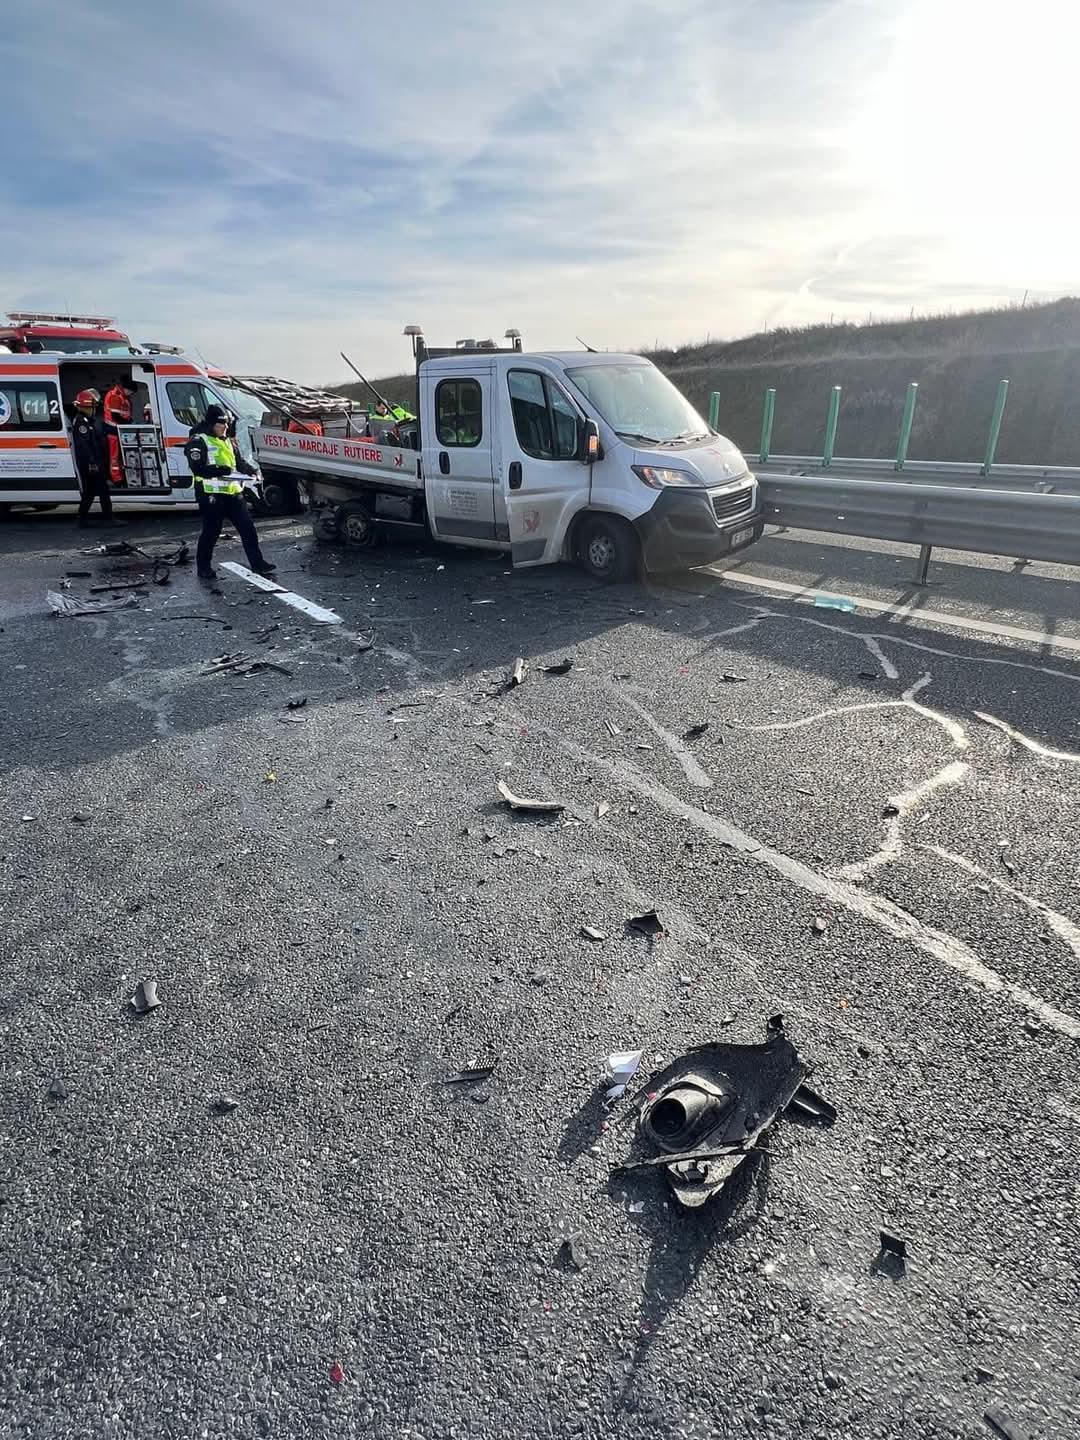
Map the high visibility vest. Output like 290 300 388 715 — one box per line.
200 433 243 495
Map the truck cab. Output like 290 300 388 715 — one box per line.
418 346 761 579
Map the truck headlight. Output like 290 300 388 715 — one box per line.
632 465 703 490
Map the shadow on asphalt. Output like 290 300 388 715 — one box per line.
611 1148 772 1411
4 511 1080 782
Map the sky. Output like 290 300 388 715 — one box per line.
3 0 1077 383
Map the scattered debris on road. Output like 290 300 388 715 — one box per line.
330 1362 345 1386
558 1224 586 1271
595 800 610 819
287 696 308 710
785 1082 838 1125
721 672 749 683
813 595 857 612
811 916 828 936
71 812 91 824
627 910 666 939
581 925 607 942
497 779 564 815
873 1229 908 1279
443 1063 498 1085
882 802 900 817
604 719 621 737
213 1096 240 1114
47 589 138 617
603 1050 643 1085
509 656 528 688
983 1408 1027 1440
616 1021 816 1207
131 979 161 1015
541 658 574 675
264 770 277 784
163 613 232 627
47 1077 68 1102
681 721 710 741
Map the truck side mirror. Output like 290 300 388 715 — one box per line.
579 418 601 464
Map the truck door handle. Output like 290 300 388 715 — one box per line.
38 442 57 449
439 451 450 475
508 461 522 490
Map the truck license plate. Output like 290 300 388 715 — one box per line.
731 526 753 548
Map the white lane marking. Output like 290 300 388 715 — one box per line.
714 602 1080 689
902 671 969 748
714 569 1080 656
619 694 713 789
863 636 899 679
551 737 1080 1040
836 760 970 882
221 561 342 625
972 710 1080 765
927 843 1080 963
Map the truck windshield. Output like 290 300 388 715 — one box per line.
565 363 710 445
31 337 133 355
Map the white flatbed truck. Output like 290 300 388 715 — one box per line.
251 329 762 580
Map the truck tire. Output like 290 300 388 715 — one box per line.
577 514 639 583
259 471 303 516
340 502 377 548
312 506 341 543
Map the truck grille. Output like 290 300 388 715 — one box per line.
712 485 754 523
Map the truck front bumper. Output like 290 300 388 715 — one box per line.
633 487 763 573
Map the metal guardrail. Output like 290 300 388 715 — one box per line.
755 472 1080 582
755 454 1080 496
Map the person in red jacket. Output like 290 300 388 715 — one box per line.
102 377 138 483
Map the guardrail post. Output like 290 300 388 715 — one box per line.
914 544 933 585
759 387 775 462
708 391 720 430
895 382 918 470
981 379 1009 475
823 386 841 467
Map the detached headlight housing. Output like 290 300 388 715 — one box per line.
632 465 704 490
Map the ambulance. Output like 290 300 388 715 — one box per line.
0 314 258 516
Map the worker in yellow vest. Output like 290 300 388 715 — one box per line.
184 406 276 581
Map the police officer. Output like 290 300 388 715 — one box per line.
185 405 276 581
72 390 125 528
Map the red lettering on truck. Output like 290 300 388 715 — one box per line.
342 443 383 462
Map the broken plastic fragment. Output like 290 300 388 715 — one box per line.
983 1408 1026 1440
721 672 748 683
581 925 607 942
881 802 900 817
497 779 564 814
71 812 91 824
330 1362 345 1385
812 594 856 612
509 657 527 687
604 719 621 737
596 801 610 819
47 588 138 617
627 910 666 939
131 979 161 1014
443 1063 498 1085
264 770 277 783
681 722 709 741
47 1077 68 1102
603 1050 643 1085
287 696 308 710
811 916 828 935
213 1096 240 1114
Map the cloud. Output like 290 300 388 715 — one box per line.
2 0 1075 382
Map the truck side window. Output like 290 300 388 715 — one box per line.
436 379 482 448
509 370 577 462
167 380 220 430
0 383 62 431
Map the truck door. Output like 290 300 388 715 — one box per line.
0 366 76 501
420 367 498 545
501 366 587 567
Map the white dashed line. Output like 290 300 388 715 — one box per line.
221 562 343 624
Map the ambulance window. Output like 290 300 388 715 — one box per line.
508 370 578 461
167 380 220 429
436 379 482 448
0 383 62 431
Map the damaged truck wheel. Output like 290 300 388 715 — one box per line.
340 502 378 548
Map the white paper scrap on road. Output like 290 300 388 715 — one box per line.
220 562 343 625
603 1050 643 1085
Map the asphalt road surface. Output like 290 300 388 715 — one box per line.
2 510 1079 1440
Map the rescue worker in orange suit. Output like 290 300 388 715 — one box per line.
71 390 126 528
185 405 276 581
103 376 138 483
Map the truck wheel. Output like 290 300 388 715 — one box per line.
341 503 377 548
312 507 341 543
577 514 638 583
260 471 304 515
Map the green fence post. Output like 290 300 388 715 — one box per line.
708 391 720 430
981 379 1009 475
823 386 841 467
759 387 776 462
895 382 918 470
